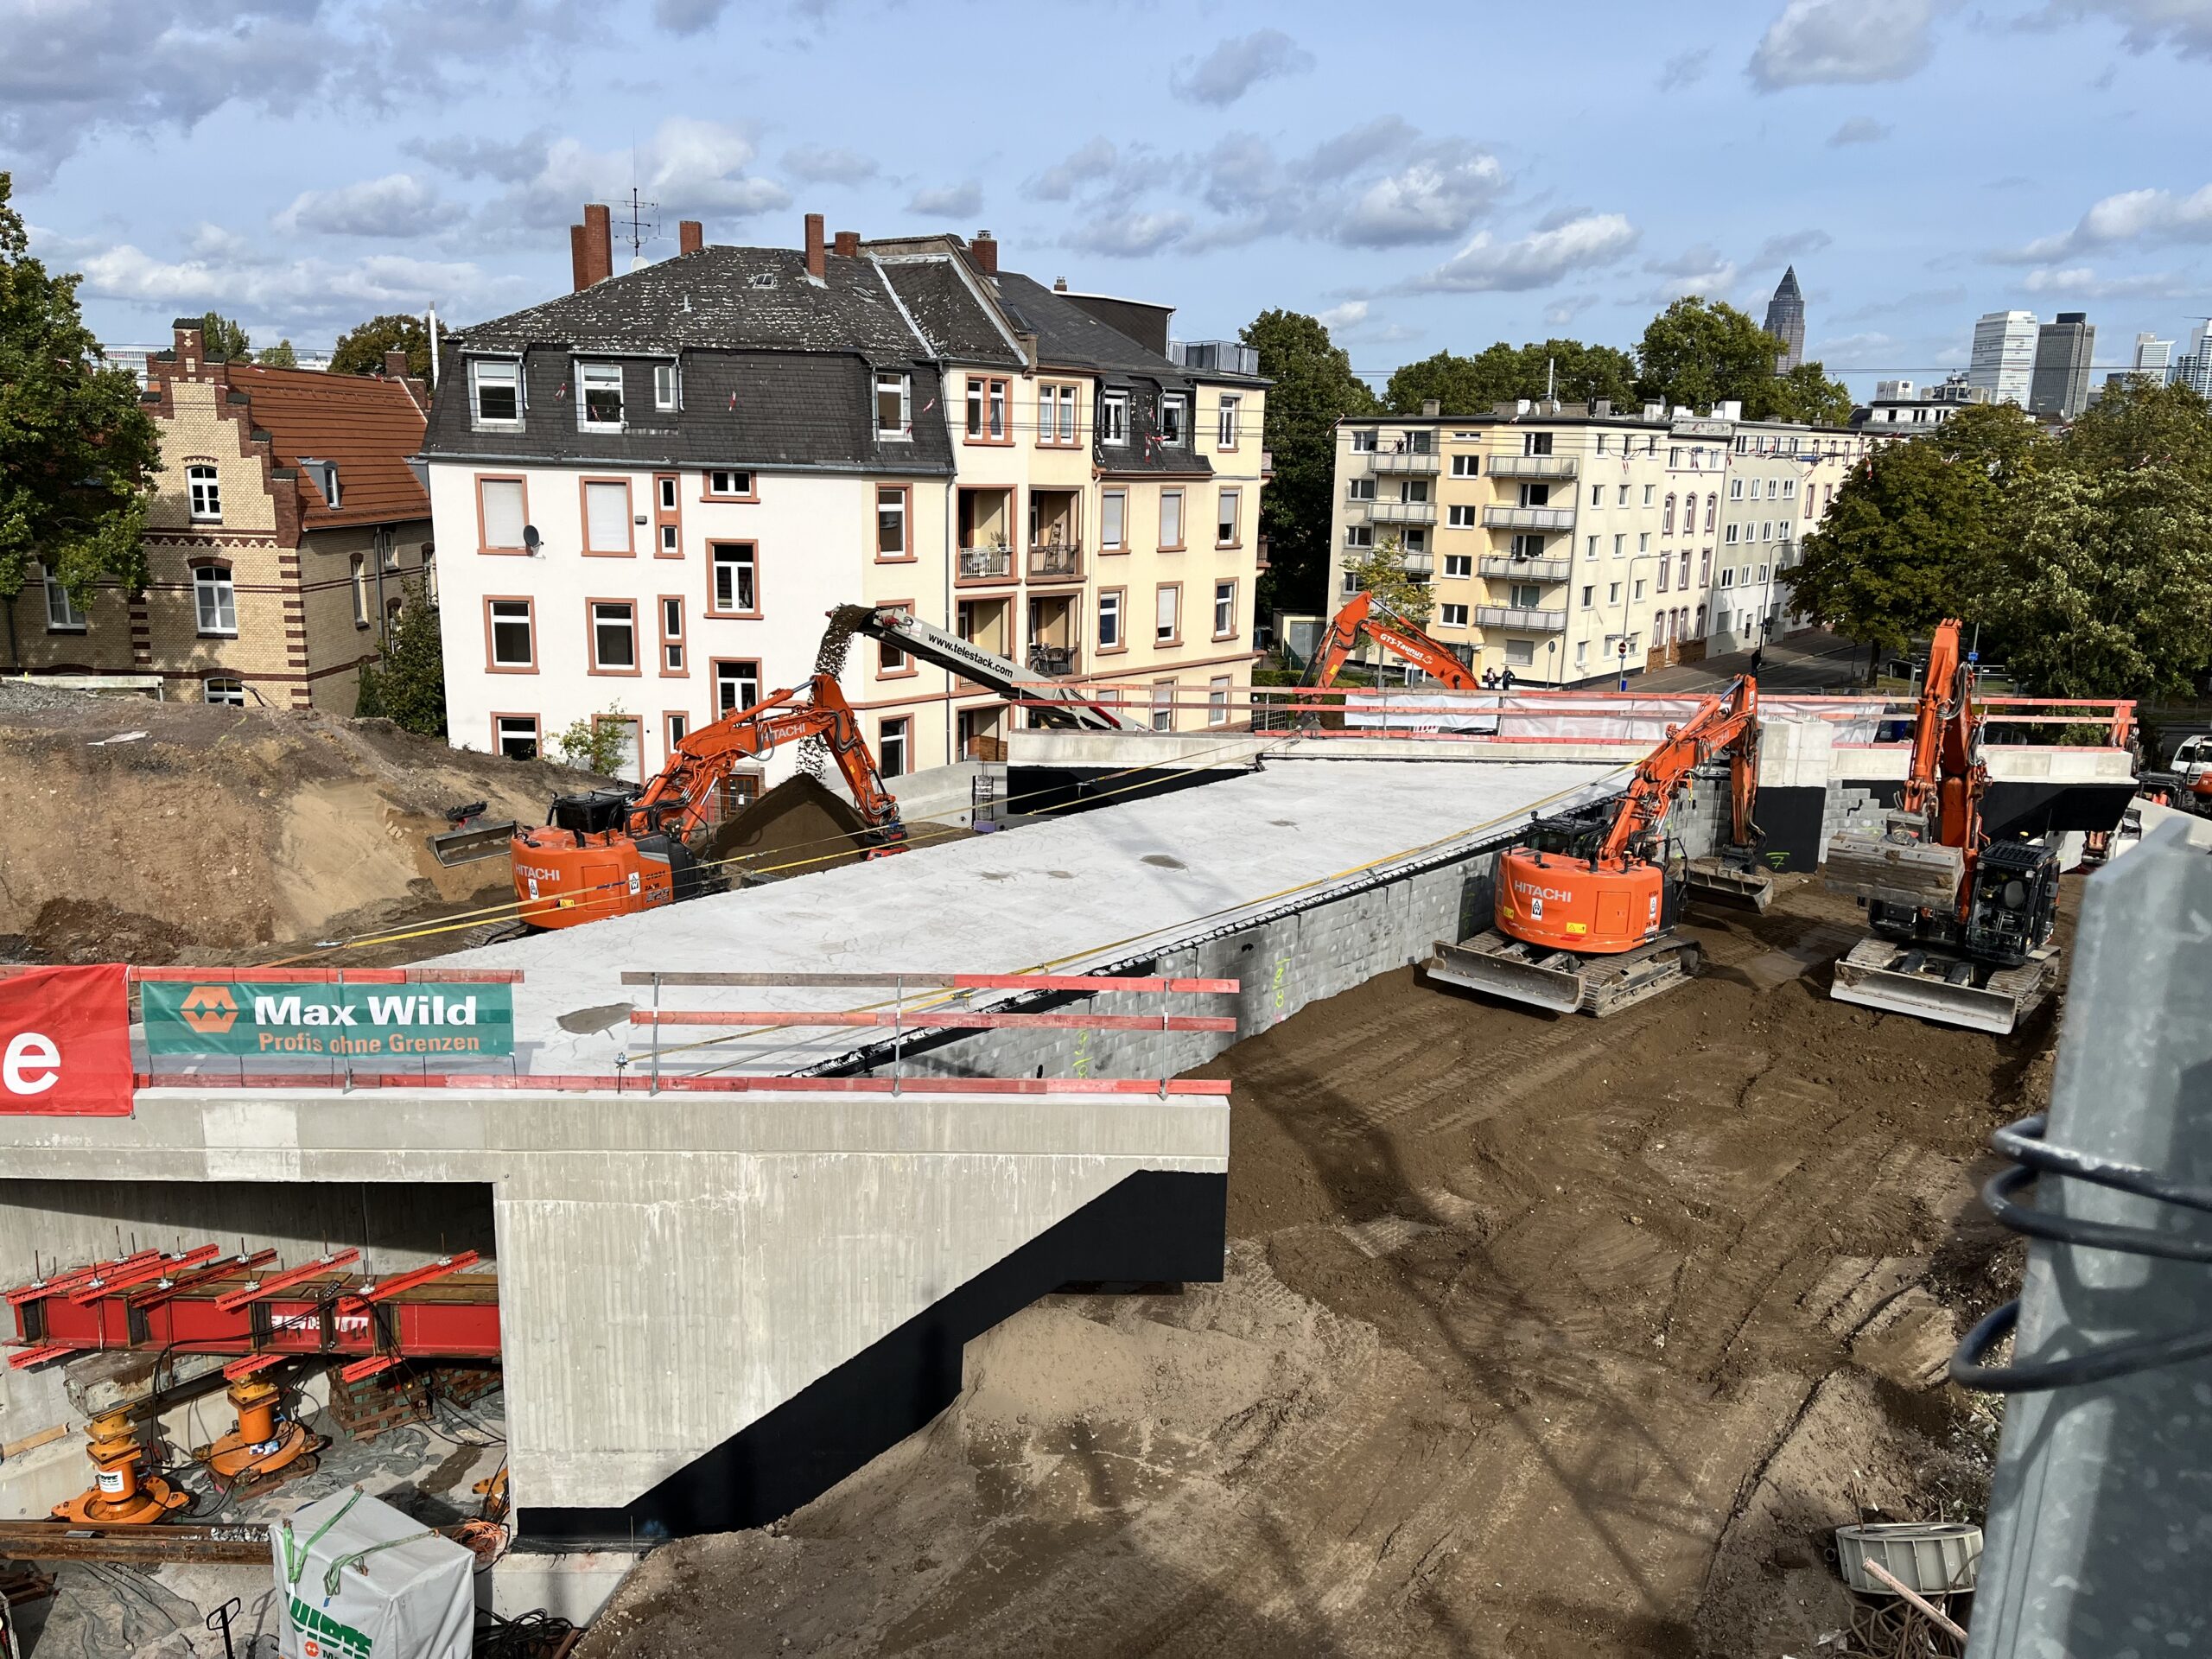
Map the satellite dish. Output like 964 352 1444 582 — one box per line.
523 525 542 554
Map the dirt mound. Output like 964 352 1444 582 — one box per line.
579 875 2046 1658
0 699 599 965
702 774 873 879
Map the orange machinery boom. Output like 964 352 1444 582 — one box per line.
1495 676 1761 956
1303 592 1481 691
511 673 906 930
1900 618 1986 919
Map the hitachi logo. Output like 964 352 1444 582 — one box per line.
1513 881 1574 903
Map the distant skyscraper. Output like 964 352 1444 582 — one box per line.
2030 312 2095 418
1764 267 1805 372
2176 321 2212 397
2134 333 2173 379
1968 310 2038 406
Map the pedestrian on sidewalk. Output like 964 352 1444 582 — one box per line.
1499 666 1516 691
1749 644 1765 677
1480 667 1498 690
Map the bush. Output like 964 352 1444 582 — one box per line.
551 710 634 776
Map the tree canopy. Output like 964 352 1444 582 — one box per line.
200 311 253 363
1343 536 1433 627
1632 296 1851 423
257 338 297 369
1239 308 1377 615
1383 339 1638 416
0 172 162 610
353 578 446 734
331 313 431 379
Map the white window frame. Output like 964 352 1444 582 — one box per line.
1350 429 1377 454
1097 589 1122 649
1207 676 1230 728
662 596 685 673
41 563 85 632
878 716 910 779
715 659 761 716
1446 504 1478 529
1344 524 1375 550
1440 603 1471 626
1160 393 1187 446
653 362 678 411
1101 390 1128 446
1101 489 1127 550
875 372 912 440
576 361 625 431
488 599 533 667
708 468 753 498
193 565 237 635
203 676 246 707
1443 553 1472 578
1216 488 1238 547
583 480 632 554
1451 454 1478 477
1213 580 1235 636
1348 477 1376 501
590 601 638 671
187 464 221 523
1217 394 1241 449
350 553 369 626
1159 489 1184 550
469 359 522 429
1154 583 1179 644
711 543 757 613
875 486 907 558
1150 682 1175 733
495 715 539 759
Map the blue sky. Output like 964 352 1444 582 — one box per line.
7 0 2209 395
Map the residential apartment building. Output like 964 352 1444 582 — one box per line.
1855 374 1990 429
1710 421 1872 652
1 320 433 709
1327 402 1883 684
1967 310 2038 407
2030 312 2095 419
421 210 1267 786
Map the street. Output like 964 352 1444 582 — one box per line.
1630 628 1869 695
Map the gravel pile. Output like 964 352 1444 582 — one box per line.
0 677 93 710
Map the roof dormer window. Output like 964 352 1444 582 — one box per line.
470 359 522 429
302 458 340 509
577 361 624 431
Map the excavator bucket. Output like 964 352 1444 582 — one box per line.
428 820 520 868
1829 936 2058 1035
1823 820 1965 910
1426 932 1587 1014
1683 857 1774 912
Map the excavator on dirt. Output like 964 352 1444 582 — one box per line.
1822 619 2061 1034
1426 675 1772 1017
1300 591 1483 692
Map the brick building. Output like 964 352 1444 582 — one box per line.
0 321 434 710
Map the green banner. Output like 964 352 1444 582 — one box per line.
143 981 515 1060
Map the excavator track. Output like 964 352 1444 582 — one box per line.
1426 930 1702 1019
1828 937 2058 1035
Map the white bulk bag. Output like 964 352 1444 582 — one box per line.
274 1485 473 1659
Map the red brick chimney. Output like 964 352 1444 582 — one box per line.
582 204 613 286
804 213 825 280
383 349 410 378
832 229 859 257
678 219 703 255
570 224 591 291
970 230 998 275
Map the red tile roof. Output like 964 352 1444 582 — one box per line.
227 365 429 530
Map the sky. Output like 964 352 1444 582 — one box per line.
5 0 2210 397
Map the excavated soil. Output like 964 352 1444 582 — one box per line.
581 875 2049 1659
702 774 967 880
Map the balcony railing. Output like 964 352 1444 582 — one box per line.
1483 505 1574 531
1027 643 1081 678
1486 454 1579 480
1027 541 1083 582
1370 449 1440 475
957 544 1014 582
1368 499 1437 525
1474 604 1568 633
1402 552 1434 579
1478 555 1570 582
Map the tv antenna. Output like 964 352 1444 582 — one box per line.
607 186 661 271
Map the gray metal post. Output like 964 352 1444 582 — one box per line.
1966 817 2212 1656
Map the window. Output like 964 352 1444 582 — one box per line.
1663 494 1676 535
479 477 526 550
193 565 237 635
1595 434 1609 455
1657 559 1671 593
1758 563 1770 582
1523 431 1553 456
1217 394 1241 449
1208 677 1231 727
1633 580 1646 601
577 362 623 429
377 526 399 571
1102 490 1127 551
1704 494 1717 533
876 486 909 558
666 712 689 753
41 564 84 631
1348 477 1376 501
654 363 678 410
1440 603 1470 626
495 715 539 759
1590 484 1605 507
1505 639 1535 667
965 376 1009 442
1151 682 1176 733
1726 524 1740 544
1451 454 1479 477
1638 532 1650 554
1443 553 1472 578
1404 480 1431 504
878 629 908 673
1730 478 1745 500
470 359 520 426
1344 524 1375 550
878 716 910 779
1052 383 1082 445
590 601 637 671
1700 550 1711 585
1350 429 1377 453
1154 583 1179 644
1617 485 1630 506
1213 580 1236 638
1612 534 1625 557
350 554 369 626
714 658 761 716
1341 569 1363 595
1101 391 1128 444
1581 585 1594 607
659 524 678 556
706 469 753 499
1217 489 1239 546
1576 639 1589 665
488 599 534 669
660 596 685 673
1719 568 1736 588
1159 490 1184 550
1643 484 1655 505
1669 447 1682 468
1585 535 1599 559
1679 551 1692 588
710 543 757 613
657 476 678 512
1403 528 1427 555
583 480 632 554
1519 483 1550 508
875 372 911 438
1160 394 1186 445
1782 477 1797 499
1509 583 1542 609
187 464 221 522
1097 588 1123 650
203 676 246 707
1608 582 1621 603
1768 479 1782 499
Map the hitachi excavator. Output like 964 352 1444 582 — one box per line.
1300 591 1483 691
1426 675 1772 1016
1823 619 2061 1034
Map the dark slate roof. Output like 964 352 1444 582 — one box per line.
995 272 1182 378
874 259 1024 369
451 246 926 359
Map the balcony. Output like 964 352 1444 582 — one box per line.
1486 454 1579 480
1367 499 1437 525
1027 642 1081 678
1401 552 1434 580
956 544 1014 584
1370 449 1440 475
1027 541 1083 582
1478 555 1570 582
1475 604 1568 633
1483 505 1575 531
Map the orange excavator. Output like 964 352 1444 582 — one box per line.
1427 675 1770 1016
1300 591 1483 691
1823 618 2062 1033
505 674 905 930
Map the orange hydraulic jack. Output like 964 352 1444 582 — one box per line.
203 1375 318 1489
51 1408 191 1525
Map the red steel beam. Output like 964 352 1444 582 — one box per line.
353 1253 480 1305
133 1250 278 1310
340 1355 403 1383
8 1344 81 1371
9 1251 162 1307
68 1245 220 1305
222 1354 284 1381
213 1250 359 1315
636 1010 1239 1033
127 968 525 984
621 971 1240 993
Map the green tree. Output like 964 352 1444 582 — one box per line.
2056 377 2212 477
257 338 297 369
352 579 446 735
1765 359 1857 427
1238 308 1378 615
200 310 253 362
330 313 430 379
551 708 634 776
1635 296 1789 416
1385 339 1637 415
0 172 162 620
1343 535 1434 626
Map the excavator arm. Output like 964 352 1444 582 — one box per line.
1597 676 1762 867
1301 592 1481 691
827 604 1143 732
1900 618 1986 856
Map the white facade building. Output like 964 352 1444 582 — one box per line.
1967 310 2038 407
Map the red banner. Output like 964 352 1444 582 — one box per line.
0 965 135 1116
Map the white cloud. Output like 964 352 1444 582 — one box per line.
654 0 729 31
1545 295 1600 327
73 238 531 330
1749 0 1938 89
1065 210 1192 258
1338 144 1509 248
1811 331 1896 363
782 145 878 185
1317 301 1370 331
2031 0 2212 60
1828 116 1892 145
2005 182 2212 259
1642 244 1740 301
907 181 982 218
1168 29 1315 106
1025 137 1123 202
1658 47 1713 89
404 130 556 185
2022 264 2192 298
275 173 460 238
490 118 789 230
1757 229 1834 265
1410 213 1640 293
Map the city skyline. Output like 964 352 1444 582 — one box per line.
6 0 2210 397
